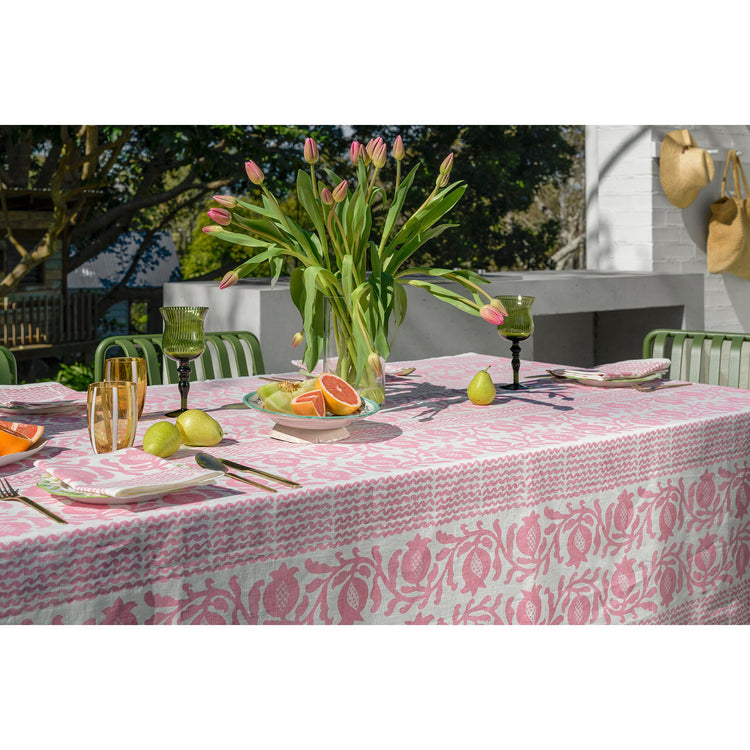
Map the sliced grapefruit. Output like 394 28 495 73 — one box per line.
0 420 44 457
291 388 326 417
315 372 361 416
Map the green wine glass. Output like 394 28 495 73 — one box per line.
496 295 535 390
160 306 208 417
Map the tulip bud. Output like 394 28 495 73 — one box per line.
480 304 505 325
365 137 384 161
320 187 334 206
219 271 239 290
213 194 237 208
439 153 454 175
367 352 384 378
202 225 224 234
372 141 387 169
350 141 361 165
392 135 405 161
332 179 348 203
435 172 450 188
207 207 232 226
304 137 319 165
245 160 265 185
291 331 304 348
490 298 508 316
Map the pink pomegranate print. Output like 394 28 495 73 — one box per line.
735 481 750 518
566 521 592 567
401 535 432 584
461 546 491 596
262 563 300 619
516 512 542 556
566 594 592 625
695 471 716 510
100 597 138 625
516 584 543 624
736 542 750 578
613 491 634 533
694 534 717 573
658 501 678 541
610 557 637 600
658 566 678 607
337 576 369 624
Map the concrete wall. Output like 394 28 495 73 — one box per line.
587 124 750 332
165 271 703 374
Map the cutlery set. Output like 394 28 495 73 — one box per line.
195 452 301 493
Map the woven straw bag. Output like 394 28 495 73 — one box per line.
707 150 750 280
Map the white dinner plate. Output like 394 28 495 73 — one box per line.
0 439 48 467
36 473 199 505
243 391 380 431
0 402 85 416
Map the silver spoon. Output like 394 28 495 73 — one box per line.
195 452 276 493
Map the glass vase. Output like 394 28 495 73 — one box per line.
323 296 386 405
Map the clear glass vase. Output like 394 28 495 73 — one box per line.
323 297 386 405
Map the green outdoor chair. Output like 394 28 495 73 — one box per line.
643 328 750 388
0 345 17 385
93 331 265 384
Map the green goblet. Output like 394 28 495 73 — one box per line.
496 295 535 390
160 306 208 417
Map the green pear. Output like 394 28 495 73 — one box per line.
175 409 224 446
142 421 183 458
467 366 496 405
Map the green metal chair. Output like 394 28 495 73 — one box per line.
643 328 750 388
93 331 265 384
0 345 18 385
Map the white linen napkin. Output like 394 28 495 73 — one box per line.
548 358 671 382
35 447 222 498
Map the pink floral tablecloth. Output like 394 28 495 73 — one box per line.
2 352 750 625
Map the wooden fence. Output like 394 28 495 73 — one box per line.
1 291 99 350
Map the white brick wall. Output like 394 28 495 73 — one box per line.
587 124 750 332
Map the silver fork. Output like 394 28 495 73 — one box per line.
0 477 67 524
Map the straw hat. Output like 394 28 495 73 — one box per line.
659 129 715 208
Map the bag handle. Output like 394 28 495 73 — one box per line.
721 150 750 200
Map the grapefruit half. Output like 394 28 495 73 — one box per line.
291 388 326 417
315 373 361 416
0 420 44 457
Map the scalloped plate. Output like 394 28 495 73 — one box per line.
243 391 379 431
0 439 48 467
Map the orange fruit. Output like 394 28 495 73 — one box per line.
0 420 44 457
291 388 326 417
315 372 361 416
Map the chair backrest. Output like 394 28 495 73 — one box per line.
643 328 750 388
0 345 17 385
93 331 265 384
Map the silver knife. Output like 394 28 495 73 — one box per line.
218 457 302 488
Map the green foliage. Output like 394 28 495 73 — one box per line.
54 362 95 391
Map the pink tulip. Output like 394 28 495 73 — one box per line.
291 331 304 348
366 137 384 160
304 137 319 165
392 135 405 161
350 141 362 166
213 194 237 208
332 179 348 203
320 187 334 206
207 208 231 226
480 304 505 325
245 160 265 185
202 225 223 234
372 141 387 169
219 271 239 290
490 298 508 316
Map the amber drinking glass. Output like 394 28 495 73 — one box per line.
496 295 535 390
87 381 138 454
104 357 147 417
160 306 208 417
